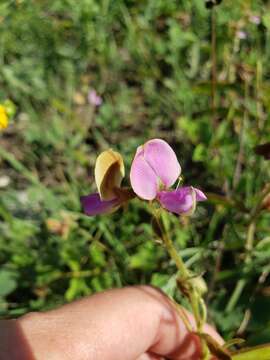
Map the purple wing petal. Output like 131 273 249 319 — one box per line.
157 186 206 215
144 139 181 188
194 188 207 201
80 193 119 216
157 188 194 214
88 90 102 107
130 146 159 200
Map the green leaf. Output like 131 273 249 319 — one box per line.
262 14 270 29
232 344 270 360
0 270 17 297
248 326 270 346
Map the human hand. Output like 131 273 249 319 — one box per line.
0 286 223 360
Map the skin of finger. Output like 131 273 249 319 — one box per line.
139 286 223 359
136 354 165 360
17 285 222 360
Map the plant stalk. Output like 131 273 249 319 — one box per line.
153 211 210 359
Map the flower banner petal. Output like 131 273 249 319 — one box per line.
130 147 159 200
143 139 181 188
80 193 119 216
95 149 125 201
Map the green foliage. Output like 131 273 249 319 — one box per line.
0 0 270 346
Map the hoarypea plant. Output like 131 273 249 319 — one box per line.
81 139 206 216
81 139 270 360
130 139 206 214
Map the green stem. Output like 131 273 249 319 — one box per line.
160 218 201 324
211 7 217 128
160 225 189 279
250 183 270 222
226 279 246 313
233 80 248 189
225 221 255 313
153 210 210 359
48 268 101 283
246 222 256 253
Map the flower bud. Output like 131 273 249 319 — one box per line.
190 276 208 296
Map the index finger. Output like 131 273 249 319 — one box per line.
30 285 222 360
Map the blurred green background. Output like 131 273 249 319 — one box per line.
1 0 270 345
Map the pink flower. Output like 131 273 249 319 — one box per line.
130 139 206 215
249 15 261 25
81 149 133 216
81 139 206 217
88 90 102 107
236 30 247 40
81 193 119 216
158 187 207 216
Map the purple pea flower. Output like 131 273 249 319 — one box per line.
88 90 102 107
249 15 261 25
236 30 247 40
130 139 206 215
81 149 130 216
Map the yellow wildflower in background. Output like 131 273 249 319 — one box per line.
0 105 8 130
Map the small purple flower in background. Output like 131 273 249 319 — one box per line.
236 30 247 40
88 89 102 107
249 15 261 25
130 139 206 215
